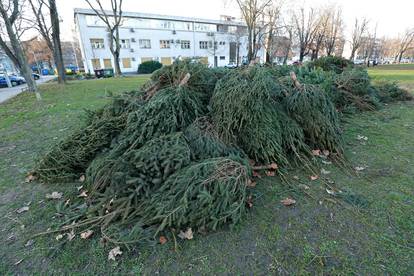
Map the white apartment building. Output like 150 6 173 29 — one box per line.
74 8 265 73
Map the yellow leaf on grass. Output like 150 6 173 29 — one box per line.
281 198 296 206
178 228 193 240
46 192 63 200
80 230 94 239
310 175 319 181
159 236 168 245
108 246 122 261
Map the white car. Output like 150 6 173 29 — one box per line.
225 62 237 68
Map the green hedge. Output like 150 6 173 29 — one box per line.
138 60 163 74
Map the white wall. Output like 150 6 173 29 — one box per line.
75 13 261 73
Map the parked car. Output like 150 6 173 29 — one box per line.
0 75 25 87
353 59 364 65
32 73 40 80
225 62 237 68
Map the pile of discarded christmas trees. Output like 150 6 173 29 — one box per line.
33 58 411 245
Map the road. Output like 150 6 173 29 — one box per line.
0 75 55 104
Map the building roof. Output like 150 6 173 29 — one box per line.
74 8 246 27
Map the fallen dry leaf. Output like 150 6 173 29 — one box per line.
14 259 23 266
246 195 253 208
46 192 63 200
293 175 299 180
25 173 36 183
247 179 256 188
321 160 332 165
357 135 368 141
56 234 64 241
77 185 83 191
298 184 310 190
252 171 261 178
281 198 296 206
312 149 321 156
79 175 86 182
16 206 29 214
108 246 122 261
159 236 168 245
265 170 276 177
178 228 193 240
269 163 278 170
78 191 88 198
355 166 365 171
80 230 94 239
322 150 330 157
310 175 319 181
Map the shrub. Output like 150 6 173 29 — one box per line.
308 56 353 74
138 60 163 74
373 80 413 103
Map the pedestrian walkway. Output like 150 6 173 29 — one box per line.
0 76 55 104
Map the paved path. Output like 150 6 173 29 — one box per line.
0 76 55 104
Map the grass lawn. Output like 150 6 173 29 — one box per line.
369 64 414 92
1 73 413 274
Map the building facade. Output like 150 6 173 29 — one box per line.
74 8 264 73
0 48 17 74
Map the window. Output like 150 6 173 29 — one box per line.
160 20 174 29
161 57 172 65
141 57 152 63
220 56 225 60
194 23 216 32
139 39 151 49
120 39 130 49
181 40 190 49
103 59 112 68
90 39 104 49
160 40 171 49
208 41 218 49
91 58 101 69
219 41 226 46
199 41 208 49
122 58 132 68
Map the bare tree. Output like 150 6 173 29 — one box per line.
324 8 343 56
85 0 123 76
236 0 272 63
229 27 246 66
291 7 319 62
311 9 330 60
282 24 293 64
349 17 369 60
28 0 66 84
0 0 41 100
395 28 414 63
263 1 281 63
364 24 378 66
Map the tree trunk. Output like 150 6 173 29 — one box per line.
350 49 356 60
326 46 333 56
0 5 41 100
398 52 403 63
113 51 121 75
299 47 305 62
265 28 273 64
49 0 66 84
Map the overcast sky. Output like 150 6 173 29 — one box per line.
58 0 414 43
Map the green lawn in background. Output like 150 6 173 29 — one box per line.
0 72 413 274
369 64 414 85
